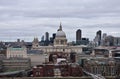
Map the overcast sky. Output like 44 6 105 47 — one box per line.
0 0 120 42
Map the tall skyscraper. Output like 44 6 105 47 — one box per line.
102 33 107 39
45 32 49 41
49 33 56 44
101 33 107 46
53 33 56 40
41 35 44 41
17 39 20 43
97 30 102 40
76 29 82 42
96 30 102 46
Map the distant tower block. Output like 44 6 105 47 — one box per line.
45 32 49 41
96 30 102 45
76 29 82 42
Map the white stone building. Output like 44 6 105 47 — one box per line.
7 46 27 58
32 23 87 54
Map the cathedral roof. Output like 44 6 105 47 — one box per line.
56 31 66 37
56 23 66 38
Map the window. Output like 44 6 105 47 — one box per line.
63 49 65 51
61 40 64 44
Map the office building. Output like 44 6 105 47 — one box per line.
76 29 82 42
96 30 102 46
2 58 31 71
84 58 117 76
94 30 102 46
45 32 49 41
7 45 27 58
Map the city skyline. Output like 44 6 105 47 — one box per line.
0 0 120 42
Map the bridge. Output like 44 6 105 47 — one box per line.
0 70 25 77
82 69 106 79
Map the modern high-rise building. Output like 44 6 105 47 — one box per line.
17 39 20 43
53 33 56 40
96 30 102 46
50 33 56 44
96 30 102 40
41 35 44 41
45 32 49 41
76 29 82 42
101 33 107 46
102 33 107 39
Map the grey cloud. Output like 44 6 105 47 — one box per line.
0 0 120 19
0 0 120 41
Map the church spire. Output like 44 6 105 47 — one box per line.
58 22 62 31
60 22 62 30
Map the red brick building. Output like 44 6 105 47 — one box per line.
32 63 83 77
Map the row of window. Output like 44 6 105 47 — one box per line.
91 66 116 75
55 40 67 44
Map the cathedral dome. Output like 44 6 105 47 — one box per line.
55 23 66 38
54 23 67 46
56 30 66 37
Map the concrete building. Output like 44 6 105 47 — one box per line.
7 46 27 58
45 32 49 41
91 46 120 58
100 33 120 46
27 53 46 66
115 58 120 77
0 60 3 72
101 33 107 46
76 38 89 45
83 58 117 76
44 32 50 46
2 58 31 71
113 37 120 46
0 43 31 72
94 30 102 46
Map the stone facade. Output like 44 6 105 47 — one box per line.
33 45 83 54
7 46 27 58
32 23 87 54
83 58 117 76
2 58 31 71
